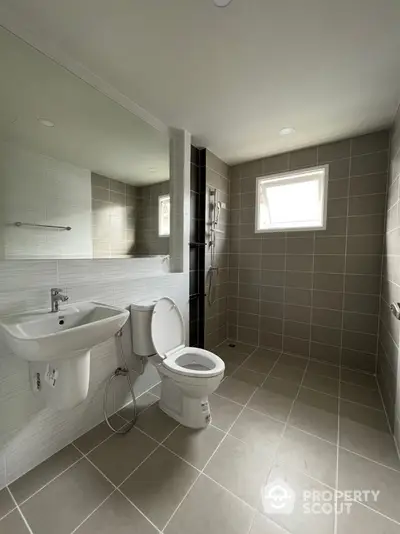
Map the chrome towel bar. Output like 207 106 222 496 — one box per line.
14 222 72 231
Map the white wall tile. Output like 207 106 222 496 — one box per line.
0 258 188 485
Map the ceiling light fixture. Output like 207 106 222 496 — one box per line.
279 127 296 136
38 118 55 127
213 0 233 7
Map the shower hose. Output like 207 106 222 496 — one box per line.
103 329 145 434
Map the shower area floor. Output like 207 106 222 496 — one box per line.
0 341 399 534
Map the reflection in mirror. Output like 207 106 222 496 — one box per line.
0 27 170 260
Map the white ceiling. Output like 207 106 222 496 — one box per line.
0 28 169 185
1 0 400 164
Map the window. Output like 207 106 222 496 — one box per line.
158 194 170 236
255 165 328 233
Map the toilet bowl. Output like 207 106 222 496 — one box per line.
130 297 225 428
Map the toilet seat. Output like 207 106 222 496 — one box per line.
150 297 224 378
163 347 225 378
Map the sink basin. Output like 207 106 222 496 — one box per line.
0 301 129 361
0 302 130 410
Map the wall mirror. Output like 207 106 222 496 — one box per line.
0 28 170 260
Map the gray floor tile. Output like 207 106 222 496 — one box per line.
263 465 335 534
9 444 82 504
337 500 400 534
229 408 284 454
340 369 378 389
217 376 257 405
232 367 267 386
214 344 254 367
148 383 162 397
339 400 400 470
224 360 240 375
249 513 288 534
0 510 29 534
209 394 242 431
302 371 339 397
307 361 339 379
340 382 383 410
248 377 299 422
0 488 14 519
21 459 113 534
163 424 225 469
277 426 337 488
218 340 256 355
270 362 305 384
135 402 179 442
75 491 158 533
242 349 281 374
119 392 159 420
164 474 254 534
289 389 338 443
88 427 157 485
120 447 198 529
204 435 273 508
338 448 400 524
279 354 308 369
74 415 126 454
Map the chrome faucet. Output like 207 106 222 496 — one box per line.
50 288 69 313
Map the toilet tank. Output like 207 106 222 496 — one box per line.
130 299 158 356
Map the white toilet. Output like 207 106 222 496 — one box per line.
130 297 225 428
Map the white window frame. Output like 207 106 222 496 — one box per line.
158 194 170 237
255 165 329 233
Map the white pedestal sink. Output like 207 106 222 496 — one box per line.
0 302 129 409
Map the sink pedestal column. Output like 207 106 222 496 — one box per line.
29 350 90 410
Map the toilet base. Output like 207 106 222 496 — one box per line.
158 376 211 429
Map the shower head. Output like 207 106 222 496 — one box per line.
215 201 222 225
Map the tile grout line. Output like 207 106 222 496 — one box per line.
375 143 391 375
69 426 182 534
376 378 400 461
12 404 175 534
69 490 120 534
0 506 17 523
281 229 288 354
216 385 400 475
246 355 311 533
12 455 84 508
6 486 33 534
334 139 352 534
355 498 400 527
3 349 400 532
262 357 310 465
308 209 316 360
8 384 162 510
220 368 385 415
76 396 400 533
162 345 268 532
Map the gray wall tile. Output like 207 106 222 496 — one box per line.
351 151 389 176
350 173 387 196
318 139 351 163
351 130 390 156
228 131 389 376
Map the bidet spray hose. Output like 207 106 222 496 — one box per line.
103 329 145 434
